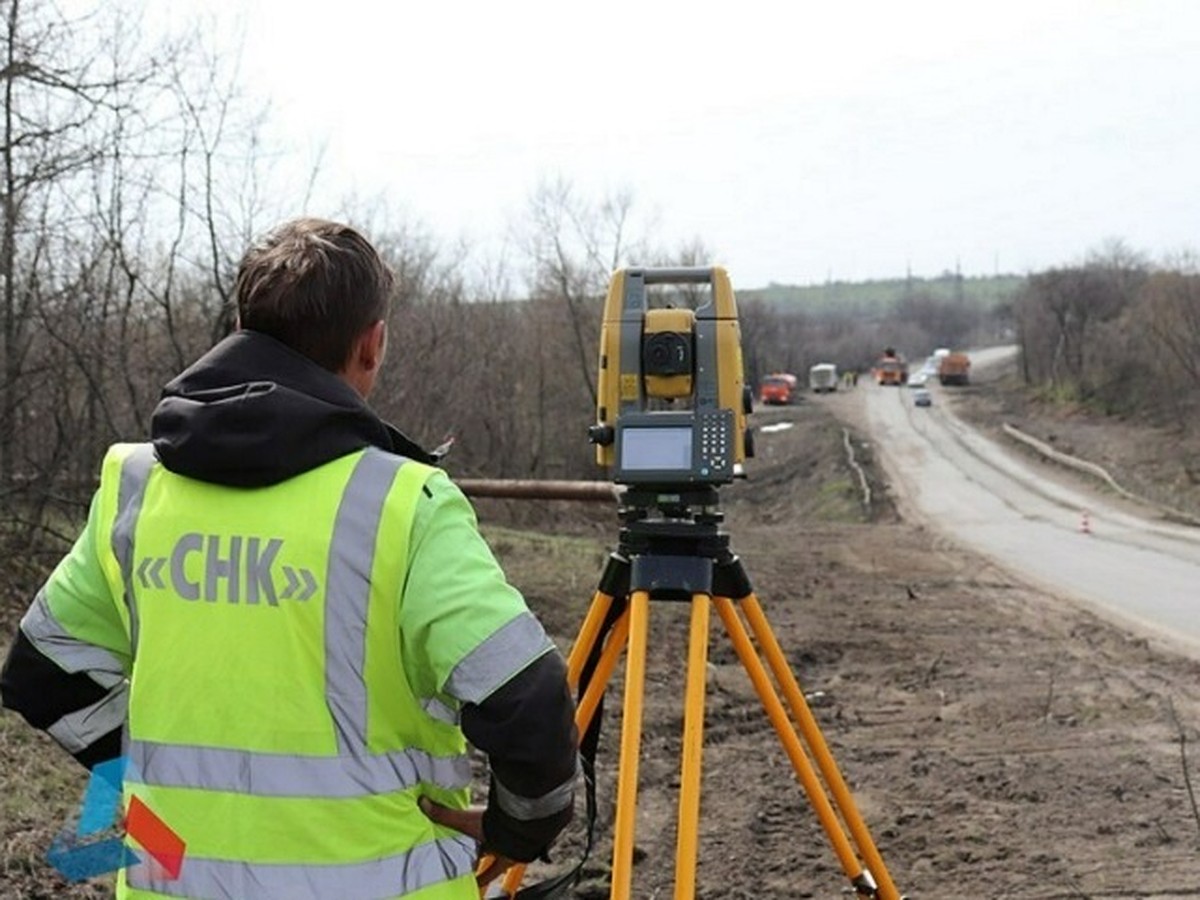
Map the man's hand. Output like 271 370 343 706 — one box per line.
418 796 515 889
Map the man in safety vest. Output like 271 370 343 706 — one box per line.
1 218 579 898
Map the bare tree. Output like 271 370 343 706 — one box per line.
518 178 652 407
0 0 137 490
1014 249 1145 401
0 1 318 557
1136 270 1200 425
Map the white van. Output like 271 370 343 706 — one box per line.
809 363 838 393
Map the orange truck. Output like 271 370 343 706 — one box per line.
874 348 908 386
759 372 798 405
937 352 971 386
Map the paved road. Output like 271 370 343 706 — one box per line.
859 349 1200 657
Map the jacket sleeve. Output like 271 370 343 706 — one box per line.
0 490 131 770
400 472 578 862
460 653 578 862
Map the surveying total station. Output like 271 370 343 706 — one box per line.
495 267 903 900
587 266 751 487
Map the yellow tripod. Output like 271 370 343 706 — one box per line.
497 488 903 899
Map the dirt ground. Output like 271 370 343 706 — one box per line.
3 363 1200 899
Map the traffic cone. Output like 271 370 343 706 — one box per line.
1079 510 1091 534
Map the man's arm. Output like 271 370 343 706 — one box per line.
401 472 578 863
1 491 132 769
460 650 578 862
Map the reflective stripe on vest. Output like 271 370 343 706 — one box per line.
326 447 395 752
109 445 476 899
20 590 130 754
443 611 556 704
20 589 127 690
46 682 128 754
127 834 476 900
126 739 471 798
111 443 156 652
493 759 579 821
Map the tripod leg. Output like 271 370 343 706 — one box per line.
566 590 616 689
574 608 630 739
712 596 887 899
738 593 901 900
611 589 651 900
674 593 711 900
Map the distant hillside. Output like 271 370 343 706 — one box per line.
740 273 1025 313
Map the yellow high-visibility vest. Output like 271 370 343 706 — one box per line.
89 443 486 900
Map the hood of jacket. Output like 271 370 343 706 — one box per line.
151 330 434 487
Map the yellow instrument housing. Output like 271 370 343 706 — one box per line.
593 267 748 480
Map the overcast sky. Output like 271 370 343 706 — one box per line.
167 1 1200 289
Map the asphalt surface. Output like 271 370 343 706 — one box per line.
860 349 1200 658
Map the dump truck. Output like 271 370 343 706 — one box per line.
938 351 971 386
808 363 838 393
759 372 798 405
874 348 908 386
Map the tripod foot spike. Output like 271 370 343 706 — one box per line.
851 870 878 897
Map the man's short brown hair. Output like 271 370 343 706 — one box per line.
235 218 394 372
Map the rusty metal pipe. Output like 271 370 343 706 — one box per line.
455 479 619 503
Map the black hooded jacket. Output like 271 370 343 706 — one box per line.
2 330 576 863
152 330 438 485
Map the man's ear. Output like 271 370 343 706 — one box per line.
341 320 388 399
360 319 387 373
